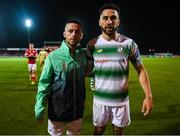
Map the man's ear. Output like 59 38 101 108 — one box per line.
98 20 101 27
118 18 121 26
80 32 83 39
63 31 66 38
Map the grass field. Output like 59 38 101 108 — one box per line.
0 57 180 135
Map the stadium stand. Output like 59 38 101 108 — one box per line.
154 53 173 58
0 41 61 57
0 48 34 57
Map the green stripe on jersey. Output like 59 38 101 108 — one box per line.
94 46 130 55
95 68 128 78
93 90 128 99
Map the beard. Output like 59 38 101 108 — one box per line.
101 26 118 35
67 38 80 47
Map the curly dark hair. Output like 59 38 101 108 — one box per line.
99 3 120 16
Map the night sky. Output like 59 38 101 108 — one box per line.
0 0 179 54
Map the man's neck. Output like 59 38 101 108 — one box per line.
102 32 119 41
65 41 77 55
70 47 76 54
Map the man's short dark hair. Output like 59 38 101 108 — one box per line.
99 3 120 16
65 19 82 26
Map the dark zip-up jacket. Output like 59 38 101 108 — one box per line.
35 41 88 122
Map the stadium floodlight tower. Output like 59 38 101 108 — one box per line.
25 18 32 45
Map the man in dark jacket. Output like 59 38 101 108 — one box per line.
35 19 89 135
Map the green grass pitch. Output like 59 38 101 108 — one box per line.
0 57 180 135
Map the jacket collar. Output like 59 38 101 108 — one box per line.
61 40 70 53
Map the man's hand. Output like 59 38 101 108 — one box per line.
37 116 44 124
28 54 36 58
142 97 153 117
